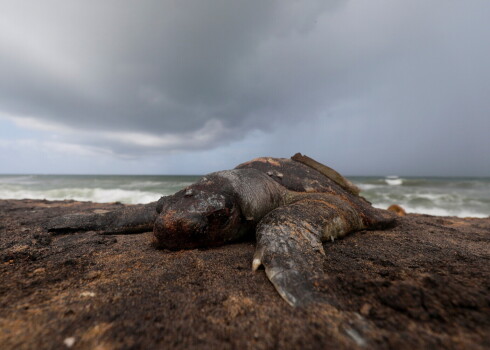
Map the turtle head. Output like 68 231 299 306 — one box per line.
153 185 249 250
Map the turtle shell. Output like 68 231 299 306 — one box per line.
235 157 347 195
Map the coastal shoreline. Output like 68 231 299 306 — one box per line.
1 199 489 349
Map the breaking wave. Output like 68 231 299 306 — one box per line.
0 174 489 218
385 176 403 186
0 187 162 204
0 175 200 204
352 176 490 218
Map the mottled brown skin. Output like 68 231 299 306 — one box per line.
152 172 253 250
47 154 396 306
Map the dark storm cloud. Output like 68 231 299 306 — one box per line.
0 0 489 173
0 1 340 146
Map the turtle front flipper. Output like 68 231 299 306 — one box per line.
253 195 368 307
46 201 159 234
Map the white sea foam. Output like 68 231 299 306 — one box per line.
0 175 199 204
385 176 403 186
374 203 488 218
0 187 163 204
1 175 489 218
353 176 490 218
357 184 383 191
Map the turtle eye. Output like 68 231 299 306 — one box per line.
207 208 231 229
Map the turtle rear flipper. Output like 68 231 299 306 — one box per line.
253 196 367 307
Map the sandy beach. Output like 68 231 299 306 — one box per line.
1 199 489 349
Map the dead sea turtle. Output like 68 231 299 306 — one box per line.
48 153 396 306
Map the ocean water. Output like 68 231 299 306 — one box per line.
0 174 489 218
354 176 490 218
0 175 201 205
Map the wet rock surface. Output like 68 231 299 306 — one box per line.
1 199 489 349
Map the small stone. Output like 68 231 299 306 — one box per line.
63 337 76 348
85 271 101 280
360 303 372 316
93 209 111 214
80 291 96 297
33 268 46 274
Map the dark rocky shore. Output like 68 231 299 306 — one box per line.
1 199 489 349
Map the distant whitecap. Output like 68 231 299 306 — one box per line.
385 176 403 186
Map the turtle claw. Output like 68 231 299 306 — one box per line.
252 258 262 271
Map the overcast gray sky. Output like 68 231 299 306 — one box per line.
0 1 489 176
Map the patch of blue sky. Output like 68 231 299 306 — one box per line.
0 118 40 140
